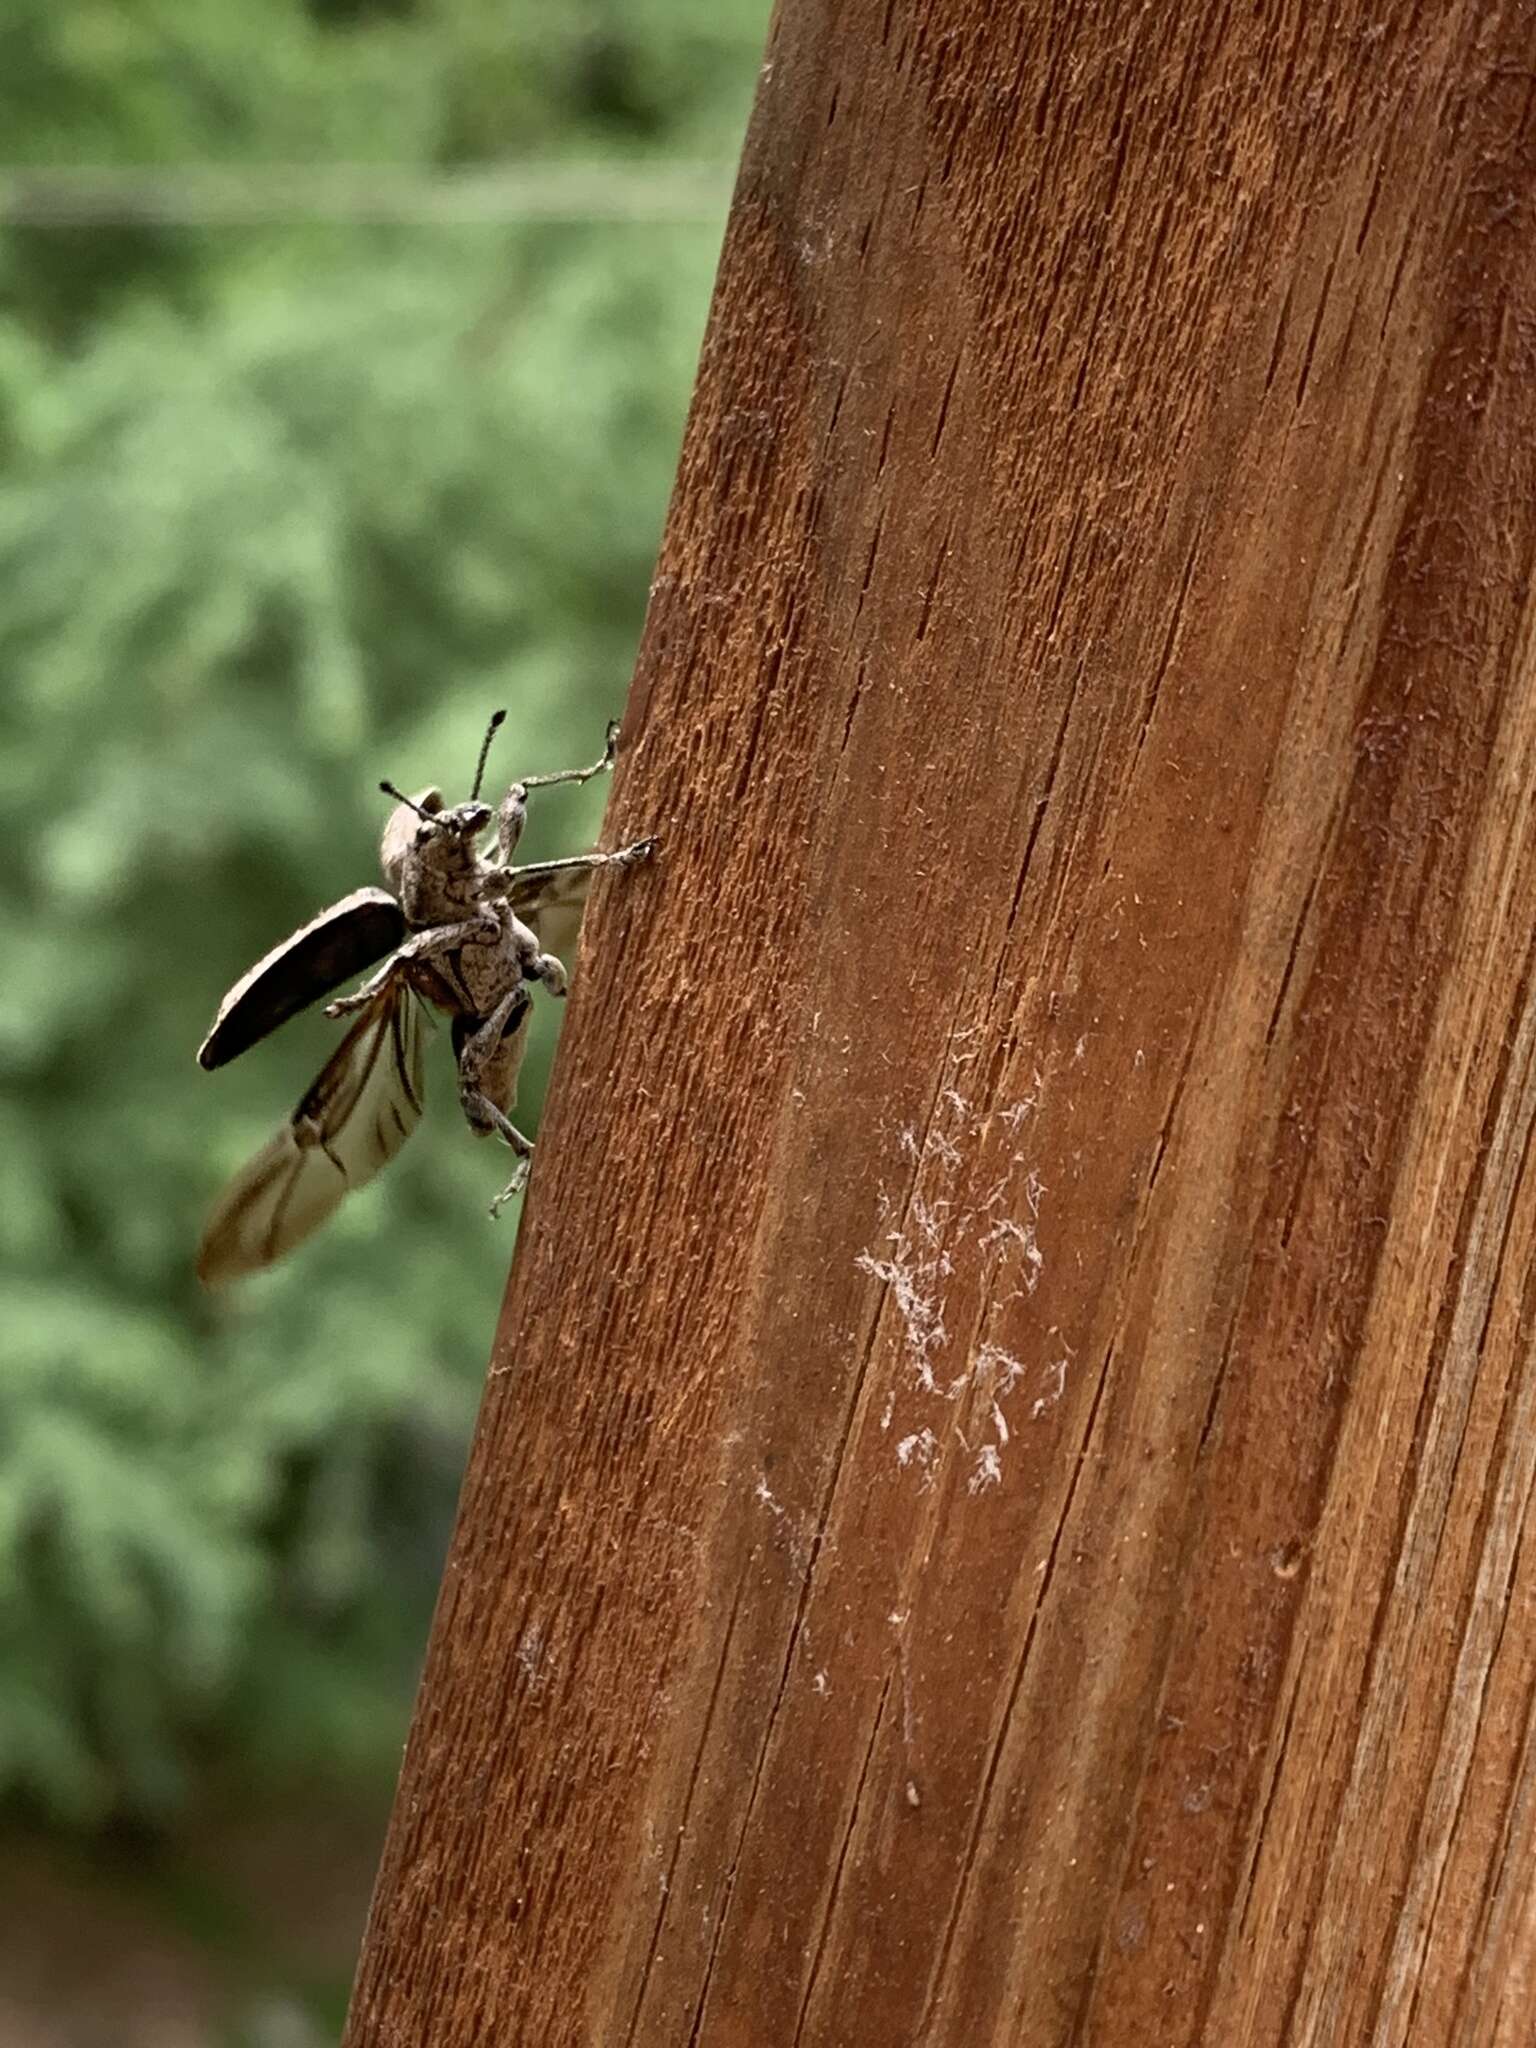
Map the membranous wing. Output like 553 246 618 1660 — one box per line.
198 887 406 1072
197 981 428 1286
508 862 596 964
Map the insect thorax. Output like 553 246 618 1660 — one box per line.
398 836 484 928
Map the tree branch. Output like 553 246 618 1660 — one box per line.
345 3 1536 2041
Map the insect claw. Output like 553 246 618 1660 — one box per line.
489 1156 531 1217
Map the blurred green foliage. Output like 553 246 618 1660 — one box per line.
0 0 763 1832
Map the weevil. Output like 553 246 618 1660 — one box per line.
195 712 655 1286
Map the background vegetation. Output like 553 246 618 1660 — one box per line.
0 2 764 2038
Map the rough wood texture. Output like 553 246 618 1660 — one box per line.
343 4 1536 2043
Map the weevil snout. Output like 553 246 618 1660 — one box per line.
426 800 492 840
381 783 489 842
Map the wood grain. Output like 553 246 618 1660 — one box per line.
343 3 1536 2041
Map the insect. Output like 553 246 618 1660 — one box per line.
195 711 655 1286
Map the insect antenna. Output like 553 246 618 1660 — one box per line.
470 708 507 801
379 780 435 819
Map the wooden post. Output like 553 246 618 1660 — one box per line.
343 4 1536 2042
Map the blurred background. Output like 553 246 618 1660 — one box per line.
0 2 764 2040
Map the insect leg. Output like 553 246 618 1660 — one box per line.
456 988 536 1211
519 719 620 792
523 838 657 879
529 947 569 997
485 838 659 898
500 908 568 999
325 913 499 1017
496 721 620 863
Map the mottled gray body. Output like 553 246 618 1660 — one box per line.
195 718 654 1285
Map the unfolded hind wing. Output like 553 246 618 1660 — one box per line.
507 862 594 964
197 982 428 1286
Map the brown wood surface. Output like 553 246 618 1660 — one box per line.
343 4 1536 2043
